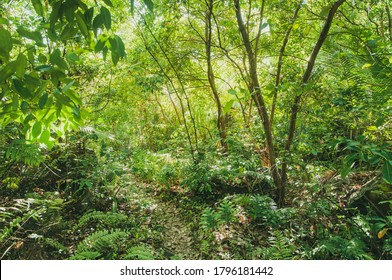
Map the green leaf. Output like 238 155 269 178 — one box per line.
84 7 94 27
94 37 107 52
382 161 392 185
35 65 53 72
38 93 48 109
103 0 114 7
142 0 154 11
228 89 237 95
75 11 90 40
0 28 13 61
72 106 81 120
341 154 357 179
15 54 28 78
0 61 17 83
20 100 29 112
223 99 235 114
111 52 119 66
50 48 68 70
40 129 51 146
62 81 75 93
60 23 79 40
93 14 105 35
100 7 112 30
50 1 62 31
32 122 42 138
12 78 32 99
114 35 125 57
367 126 377 131
74 0 88 11
16 27 45 47
65 52 80 64
31 0 44 17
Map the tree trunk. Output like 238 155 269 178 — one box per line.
205 0 228 153
281 0 346 196
233 0 283 204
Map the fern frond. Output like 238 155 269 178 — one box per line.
76 229 129 255
5 140 45 166
124 245 155 260
74 211 129 230
69 251 102 260
255 231 296 260
200 207 220 230
218 200 237 224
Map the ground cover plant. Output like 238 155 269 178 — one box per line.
1 0 391 260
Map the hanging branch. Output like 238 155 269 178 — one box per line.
140 15 200 154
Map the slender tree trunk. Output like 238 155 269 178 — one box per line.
141 16 200 154
270 2 302 128
281 0 346 196
138 27 196 159
205 0 228 153
233 0 283 203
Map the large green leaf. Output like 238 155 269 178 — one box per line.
15 53 28 78
84 7 95 27
100 6 112 30
0 61 17 83
49 1 62 32
31 0 44 17
60 23 79 40
143 0 154 11
75 11 90 40
32 121 42 138
65 52 80 64
341 154 358 179
0 28 13 61
50 49 68 70
38 93 49 109
382 161 392 185
103 0 113 7
39 129 51 146
12 78 32 99
16 27 45 47
94 36 107 52
223 99 235 114
93 14 104 35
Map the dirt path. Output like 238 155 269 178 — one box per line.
121 175 199 259
155 201 198 259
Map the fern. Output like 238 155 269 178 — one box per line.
74 211 129 231
75 229 129 259
124 245 155 260
310 236 373 260
253 231 296 260
0 201 45 244
69 251 102 260
247 195 275 220
200 207 220 230
218 200 237 224
29 234 68 255
5 140 45 166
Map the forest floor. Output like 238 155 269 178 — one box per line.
119 173 200 259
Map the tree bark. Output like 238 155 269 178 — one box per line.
281 0 346 195
270 2 302 128
233 0 283 204
205 0 228 153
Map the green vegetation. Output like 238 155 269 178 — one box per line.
1 0 391 260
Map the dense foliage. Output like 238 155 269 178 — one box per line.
1 0 391 260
